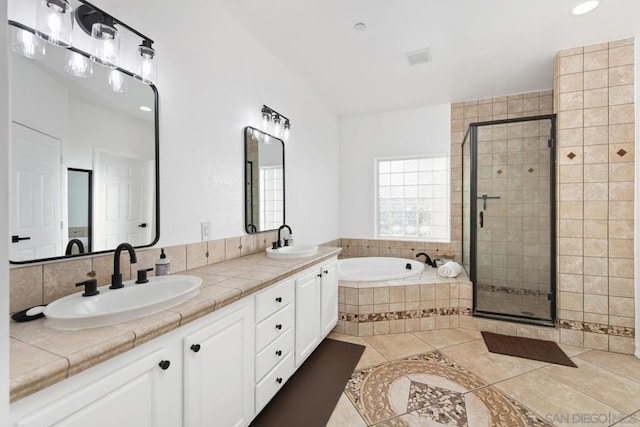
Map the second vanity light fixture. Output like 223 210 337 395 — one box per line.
261 105 291 141
24 0 157 86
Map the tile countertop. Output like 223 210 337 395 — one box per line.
9 246 342 403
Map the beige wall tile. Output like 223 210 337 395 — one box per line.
583 144 609 164
10 266 43 313
609 65 633 86
583 239 608 258
609 277 634 297
609 104 634 124
583 164 608 182
609 220 634 240
208 239 225 264
558 128 584 146
43 258 93 303
559 291 583 311
583 49 608 71
583 275 608 295
608 336 634 354
558 92 583 111
225 237 241 260
560 328 584 347
583 202 608 220
164 245 187 273
584 332 609 351
609 85 634 106
559 55 583 75
584 294 608 314
186 242 208 270
609 45 634 67
583 125 608 145
584 69 608 89
583 89 608 109
609 258 634 279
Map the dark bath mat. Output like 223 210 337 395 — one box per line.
250 338 365 427
481 331 577 368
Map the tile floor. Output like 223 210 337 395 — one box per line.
326 329 640 426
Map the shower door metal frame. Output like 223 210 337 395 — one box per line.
464 114 557 327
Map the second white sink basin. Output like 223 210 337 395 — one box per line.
266 244 319 258
44 275 202 330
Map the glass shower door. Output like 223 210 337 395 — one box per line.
464 116 556 325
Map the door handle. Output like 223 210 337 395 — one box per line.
11 235 31 243
479 211 484 228
138 223 148 228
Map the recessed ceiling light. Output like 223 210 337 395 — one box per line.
353 23 366 32
571 0 599 16
139 106 152 112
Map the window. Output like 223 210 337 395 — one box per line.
376 156 450 241
259 166 283 230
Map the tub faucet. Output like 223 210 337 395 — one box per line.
276 224 292 248
111 243 138 289
416 252 436 268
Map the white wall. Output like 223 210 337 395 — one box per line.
97 0 341 246
339 104 451 239
1 1 10 422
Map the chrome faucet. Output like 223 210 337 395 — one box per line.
111 243 138 289
276 224 292 248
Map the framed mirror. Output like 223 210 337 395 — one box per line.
8 22 159 264
244 127 285 233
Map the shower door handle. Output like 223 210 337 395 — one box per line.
479 211 484 228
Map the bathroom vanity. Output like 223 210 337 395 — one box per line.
9 248 340 427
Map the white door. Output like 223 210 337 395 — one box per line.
295 270 321 366
10 122 62 261
93 151 152 251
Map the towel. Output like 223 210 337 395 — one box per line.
438 261 462 278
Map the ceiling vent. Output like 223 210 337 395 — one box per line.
406 48 432 66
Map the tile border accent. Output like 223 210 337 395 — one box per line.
559 320 635 338
340 307 472 323
477 284 548 297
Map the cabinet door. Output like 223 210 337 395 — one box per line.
321 260 339 337
184 298 254 427
11 346 179 427
295 270 321 366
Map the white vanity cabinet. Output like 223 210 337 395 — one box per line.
10 338 182 427
253 278 295 413
10 254 340 427
295 258 339 367
183 297 254 427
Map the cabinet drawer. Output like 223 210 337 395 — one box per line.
255 352 295 413
255 328 293 382
255 278 294 322
255 304 294 352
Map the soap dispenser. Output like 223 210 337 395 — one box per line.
155 248 170 276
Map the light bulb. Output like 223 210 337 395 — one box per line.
283 121 291 141
262 109 271 132
108 69 127 93
134 41 156 84
35 0 73 47
91 23 120 68
11 27 45 59
272 115 282 137
64 51 93 78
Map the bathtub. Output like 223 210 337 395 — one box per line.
338 257 425 281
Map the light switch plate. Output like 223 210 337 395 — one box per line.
201 222 211 241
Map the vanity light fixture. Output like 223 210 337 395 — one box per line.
571 0 599 16
65 50 93 77
75 2 157 84
35 0 74 47
260 105 291 141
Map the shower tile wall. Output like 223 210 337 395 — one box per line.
452 92 554 316
554 38 635 353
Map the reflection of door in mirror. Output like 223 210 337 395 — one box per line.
67 168 92 254
93 151 153 251
10 122 63 262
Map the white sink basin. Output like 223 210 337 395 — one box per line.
44 275 202 330
266 244 319 258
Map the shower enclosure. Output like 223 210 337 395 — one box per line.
462 115 556 325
